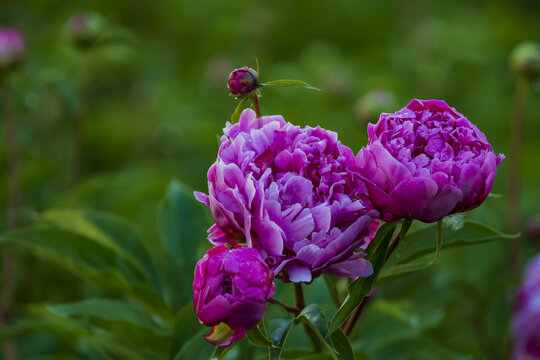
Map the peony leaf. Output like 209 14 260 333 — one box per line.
209 343 235 360
376 260 434 285
295 305 339 359
329 329 355 360
396 220 518 264
262 79 321 91
265 304 294 360
246 324 272 348
328 222 398 335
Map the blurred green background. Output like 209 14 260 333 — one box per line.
1 0 540 359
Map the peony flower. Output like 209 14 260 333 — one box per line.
195 109 377 283
193 244 275 347
355 99 504 223
0 27 25 70
511 255 540 359
227 66 259 97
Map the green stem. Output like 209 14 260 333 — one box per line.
436 219 443 263
323 275 341 307
294 283 322 352
250 93 261 118
267 298 300 316
343 219 413 336
508 77 528 278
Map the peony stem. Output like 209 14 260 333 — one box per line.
323 275 341 307
508 77 528 278
344 219 413 336
294 283 322 352
1 85 20 360
267 298 300 316
250 93 261 118
435 219 442 263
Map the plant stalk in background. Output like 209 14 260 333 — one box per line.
1 85 20 360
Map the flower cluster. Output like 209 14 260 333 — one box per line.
355 99 504 223
0 27 25 71
512 255 540 359
192 96 503 347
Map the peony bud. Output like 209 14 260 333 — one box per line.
67 11 106 49
510 42 540 80
0 27 25 72
227 66 259 97
193 244 275 347
354 89 397 126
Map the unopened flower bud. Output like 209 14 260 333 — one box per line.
510 42 540 80
227 66 259 97
354 89 397 126
67 11 105 49
193 244 274 347
0 27 25 72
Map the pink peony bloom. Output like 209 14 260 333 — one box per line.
193 244 275 347
355 99 504 223
196 109 377 283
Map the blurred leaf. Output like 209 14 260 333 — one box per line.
170 302 203 357
329 222 397 334
0 226 172 322
396 221 517 264
262 79 321 91
231 97 247 123
247 324 272 348
329 329 355 360
41 209 160 290
281 349 316 358
157 180 211 310
172 329 215 360
210 344 235 360
376 260 434 285
47 298 170 335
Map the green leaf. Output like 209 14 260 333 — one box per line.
262 79 321 91
157 180 211 309
396 220 518 264
376 260 434 285
329 329 355 360
209 344 235 360
265 304 294 360
328 222 397 334
281 349 316 358
246 324 272 347
296 305 338 360
297 304 329 338
231 97 247 123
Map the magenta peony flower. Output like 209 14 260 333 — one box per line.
512 255 540 359
195 109 377 283
355 99 504 223
0 27 25 70
227 67 259 96
193 244 275 347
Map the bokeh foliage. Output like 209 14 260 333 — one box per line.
1 0 540 358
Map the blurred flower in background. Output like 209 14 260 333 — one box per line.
512 254 540 359
510 42 540 80
354 89 397 126
0 27 25 73
66 11 106 49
